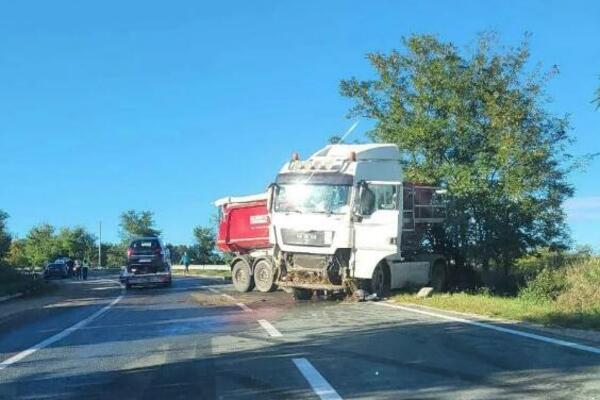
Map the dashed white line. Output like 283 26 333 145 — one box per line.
0 290 124 371
236 303 253 312
293 358 343 400
258 319 282 337
376 302 600 355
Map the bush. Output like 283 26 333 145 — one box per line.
556 258 600 314
0 263 45 296
519 268 567 303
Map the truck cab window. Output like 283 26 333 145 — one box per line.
360 184 398 216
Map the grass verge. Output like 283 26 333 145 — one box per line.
0 266 50 298
391 292 600 331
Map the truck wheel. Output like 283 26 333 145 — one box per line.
371 263 390 297
293 288 313 300
431 261 447 292
232 259 254 293
253 259 276 293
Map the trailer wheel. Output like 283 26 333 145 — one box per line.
232 259 254 293
370 262 390 297
253 259 276 292
430 260 447 292
293 288 313 300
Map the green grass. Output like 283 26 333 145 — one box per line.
172 269 231 279
391 292 600 330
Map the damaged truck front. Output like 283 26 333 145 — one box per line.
216 143 448 300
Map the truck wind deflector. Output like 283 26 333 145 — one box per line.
275 173 353 185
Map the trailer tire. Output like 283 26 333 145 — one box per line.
370 262 390 297
232 259 254 293
293 288 313 300
253 259 276 293
430 260 447 292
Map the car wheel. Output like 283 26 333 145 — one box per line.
231 259 254 293
370 263 390 297
253 259 276 293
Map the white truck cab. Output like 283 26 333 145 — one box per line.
269 144 447 298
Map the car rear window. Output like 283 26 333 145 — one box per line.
131 239 160 249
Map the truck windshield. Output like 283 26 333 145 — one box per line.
274 184 350 214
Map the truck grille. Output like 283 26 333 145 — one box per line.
281 229 327 247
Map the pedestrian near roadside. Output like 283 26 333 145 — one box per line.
180 252 191 275
82 262 88 280
74 260 82 280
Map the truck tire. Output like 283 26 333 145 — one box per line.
430 260 447 292
253 259 276 293
293 288 313 300
232 259 254 293
370 262 390 297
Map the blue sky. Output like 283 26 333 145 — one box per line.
0 0 599 246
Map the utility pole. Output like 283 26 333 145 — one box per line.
98 221 102 268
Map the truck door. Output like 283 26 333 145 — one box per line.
352 182 401 279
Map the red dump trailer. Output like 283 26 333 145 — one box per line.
215 193 271 254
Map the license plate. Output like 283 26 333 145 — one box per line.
139 259 152 263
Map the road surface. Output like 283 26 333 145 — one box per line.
0 274 599 399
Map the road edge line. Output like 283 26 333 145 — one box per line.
375 302 600 355
293 358 343 400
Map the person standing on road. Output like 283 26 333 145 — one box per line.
180 252 190 275
82 262 88 281
74 260 82 280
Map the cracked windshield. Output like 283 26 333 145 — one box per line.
1 1 599 399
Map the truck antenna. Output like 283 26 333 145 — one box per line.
302 120 360 184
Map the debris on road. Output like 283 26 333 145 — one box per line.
417 287 434 298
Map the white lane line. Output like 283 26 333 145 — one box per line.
258 319 283 337
376 302 600 355
0 292 124 371
236 303 253 312
221 293 236 301
207 287 220 294
293 358 343 400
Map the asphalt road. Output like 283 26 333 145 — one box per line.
0 274 599 399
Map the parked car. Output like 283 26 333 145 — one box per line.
119 237 171 289
44 262 68 279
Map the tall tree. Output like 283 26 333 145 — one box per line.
192 226 217 264
119 210 161 242
341 34 582 272
23 224 59 267
56 226 96 262
0 210 11 260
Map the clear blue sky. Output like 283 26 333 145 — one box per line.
1 0 599 246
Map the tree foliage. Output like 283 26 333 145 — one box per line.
119 210 161 242
192 226 218 264
0 210 11 260
341 33 580 272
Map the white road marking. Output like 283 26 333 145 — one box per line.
0 292 124 371
221 293 236 301
236 303 253 312
293 358 343 400
377 302 600 355
258 319 282 337
207 287 220 293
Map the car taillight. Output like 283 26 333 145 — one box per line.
127 248 133 258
